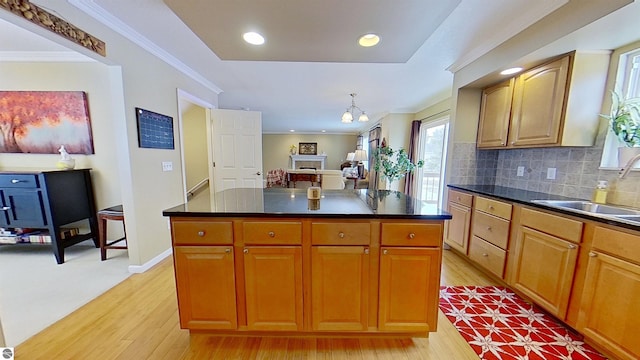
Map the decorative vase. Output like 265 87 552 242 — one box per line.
618 146 640 168
56 159 76 170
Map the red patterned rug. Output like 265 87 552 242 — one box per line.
439 286 607 360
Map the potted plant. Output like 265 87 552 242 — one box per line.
601 91 640 166
372 145 423 190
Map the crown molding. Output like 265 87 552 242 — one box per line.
0 50 95 62
68 0 222 94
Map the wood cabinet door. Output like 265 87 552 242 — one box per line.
477 79 514 148
244 246 303 331
0 188 47 227
378 247 441 332
173 246 237 330
576 251 640 360
311 246 369 331
508 56 570 147
511 226 578 319
445 202 471 254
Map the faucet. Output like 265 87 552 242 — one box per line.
619 152 640 178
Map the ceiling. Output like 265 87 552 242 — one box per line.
2 0 639 134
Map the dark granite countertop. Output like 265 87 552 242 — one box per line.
448 184 640 231
163 188 451 220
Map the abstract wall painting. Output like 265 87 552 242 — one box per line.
0 91 94 154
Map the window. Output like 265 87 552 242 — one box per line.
415 117 449 209
600 46 640 169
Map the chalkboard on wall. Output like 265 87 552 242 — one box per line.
135 107 174 149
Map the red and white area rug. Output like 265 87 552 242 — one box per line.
439 286 607 360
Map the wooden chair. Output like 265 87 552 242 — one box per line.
97 205 127 261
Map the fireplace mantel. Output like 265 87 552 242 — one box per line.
290 154 327 169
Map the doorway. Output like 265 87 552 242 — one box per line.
415 117 449 209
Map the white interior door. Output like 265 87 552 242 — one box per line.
211 109 263 192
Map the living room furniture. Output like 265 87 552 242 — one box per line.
0 169 98 264
97 205 127 261
316 170 345 189
287 169 319 188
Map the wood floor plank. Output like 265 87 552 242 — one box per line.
15 249 495 359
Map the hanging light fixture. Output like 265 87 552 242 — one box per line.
341 93 369 123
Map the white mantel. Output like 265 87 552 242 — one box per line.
290 154 327 169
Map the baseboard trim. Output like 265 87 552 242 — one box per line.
128 248 173 273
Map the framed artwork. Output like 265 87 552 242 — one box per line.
298 142 317 155
136 108 174 149
0 91 94 154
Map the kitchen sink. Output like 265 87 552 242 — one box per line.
531 200 640 225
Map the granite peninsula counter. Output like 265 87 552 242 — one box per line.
163 188 451 337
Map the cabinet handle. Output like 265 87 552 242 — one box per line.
568 244 577 249
408 233 415 239
243 248 249 254
11 179 22 184
482 253 488 257
589 252 597 257
364 248 369 255
486 226 492 231
488 205 494 210
456 196 461 201
338 232 345 238
197 231 205 237
268 231 275 238
383 249 388 255
225 248 231 254
0 206 10 211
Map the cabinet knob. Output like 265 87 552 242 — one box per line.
589 252 597 257
338 232 345 238
0 206 10 211
568 244 577 250
243 248 249 254
482 253 488 257
488 205 494 210
225 248 231 254
486 226 492 231
197 231 205 237
10 179 22 184
456 197 461 201
268 231 275 238
364 248 369 255
408 233 415 239
383 249 388 255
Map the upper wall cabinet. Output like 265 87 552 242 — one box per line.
477 52 610 149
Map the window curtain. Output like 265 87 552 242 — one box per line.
404 120 421 196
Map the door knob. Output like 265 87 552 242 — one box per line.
255 171 262 176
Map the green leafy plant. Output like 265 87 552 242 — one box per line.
372 146 424 184
601 91 640 147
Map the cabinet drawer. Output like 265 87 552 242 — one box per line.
381 222 442 247
592 226 640 264
172 220 233 245
521 207 583 243
474 196 512 220
469 236 506 278
243 221 302 245
311 222 370 245
472 210 510 249
448 189 473 207
0 174 39 188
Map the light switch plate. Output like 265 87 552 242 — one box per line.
547 167 556 180
162 161 173 171
517 166 524 176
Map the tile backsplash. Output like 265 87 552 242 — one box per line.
448 142 640 208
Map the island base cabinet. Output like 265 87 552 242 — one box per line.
378 247 441 332
243 246 303 331
173 246 237 330
577 251 640 360
311 246 369 331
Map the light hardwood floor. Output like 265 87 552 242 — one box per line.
16 249 498 359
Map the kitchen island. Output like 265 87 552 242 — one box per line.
163 188 451 337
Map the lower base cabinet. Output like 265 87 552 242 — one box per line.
378 247 441 332
311 246 369 331
244 246 303 331
173 246 237 330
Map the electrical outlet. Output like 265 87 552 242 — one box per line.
162 161 173 171
547 167 556 180
517 166 525 176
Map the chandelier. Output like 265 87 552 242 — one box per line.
341 93 369 123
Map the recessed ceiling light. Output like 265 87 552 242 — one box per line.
358 33 380 47
500 67 523 75
243 32 265 45
321 130 326 133
289 129 295 132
